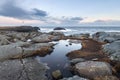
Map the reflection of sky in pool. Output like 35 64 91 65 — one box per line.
40 40 82 78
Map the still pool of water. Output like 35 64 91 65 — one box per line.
37 40 82 79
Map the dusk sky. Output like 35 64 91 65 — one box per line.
0 0 120 26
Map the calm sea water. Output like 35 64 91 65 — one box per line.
40 26 120 35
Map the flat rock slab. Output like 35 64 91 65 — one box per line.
0 57 48 80
0 42 54 61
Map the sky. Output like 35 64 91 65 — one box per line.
0 0 120 26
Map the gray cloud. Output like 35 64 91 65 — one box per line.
60 17 83 25
80 19 120 26
71 17 83 20
0 0 47 20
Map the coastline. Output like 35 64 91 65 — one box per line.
0 26 119 80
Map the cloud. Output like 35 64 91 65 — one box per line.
0 0 47 20
81 19 120 26
44 16 84 26
71 17 83 20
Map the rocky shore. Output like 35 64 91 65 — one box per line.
0 26 119 80
66 32 120 80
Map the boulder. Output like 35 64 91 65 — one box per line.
52 70 62 79
0 57 48 80
60 75 89 80
74 61 112 79
54 27 66 30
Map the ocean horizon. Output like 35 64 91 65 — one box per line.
40 26 120 35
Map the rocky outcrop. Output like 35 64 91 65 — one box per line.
92 32 120 43
54 27 66 30
74 61 112 79
0 57 48 80
0 26 40 32
103 40 120 61
60 75 89 80
69 33 90 39
49 32 65 41
0 42 54 61
31 34 53 43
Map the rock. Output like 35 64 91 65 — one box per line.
94 76 119 80
70 58 86 64
0 42 54 61
49 31 64 36
60 75 89 80
0 34 10 40
103 40 120 54
69 33 90 39
22 43 54 57
110 52 120 61
49 32 65 40
92 32 120 42
0 45 23 61
52 70 62 79
0 26 40 32
0 38 11 45
54 27 66 30
31 34 53 43
103 40 120 61
0 57 48 80
74 61 112 79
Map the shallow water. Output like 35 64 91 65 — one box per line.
39 40 82 79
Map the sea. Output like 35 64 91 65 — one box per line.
39 26 120 35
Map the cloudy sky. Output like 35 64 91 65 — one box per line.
0 0 120 26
